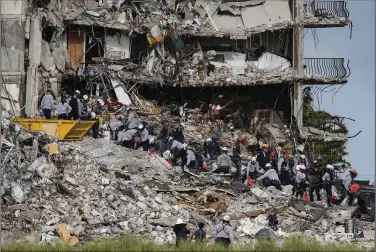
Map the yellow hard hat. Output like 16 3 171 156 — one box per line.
262 144 268 148
288 154 294 158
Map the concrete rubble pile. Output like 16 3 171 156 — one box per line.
1 119 374 248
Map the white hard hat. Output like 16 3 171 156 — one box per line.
296 166 300 171
90 112 96 119
83 95 88 100
176 218 185 225
251 156 257 162
299 165 306 170
75 90 80 95
150 138 155 144
265 163 272 168
180 123 186 128
168 137 173 142
223 215 230 221
183 143 188 149
222 147 228 151
216 105 222 110
98 99 105 106
138 124 144 129
300 154 306 159
326 164 334 170
206 138 212 142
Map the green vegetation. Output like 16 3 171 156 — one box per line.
3 235 370 252
302 87 351 169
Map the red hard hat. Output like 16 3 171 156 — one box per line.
270 152 276 157
237 136 244 142
349 170 358 176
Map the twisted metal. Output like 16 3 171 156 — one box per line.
303 58 350 79
302 1 349 19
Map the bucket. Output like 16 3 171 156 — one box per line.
102 131 111 140
345 219 355 233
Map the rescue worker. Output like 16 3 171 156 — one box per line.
68 90 81 120
117 108 139 143
123 108 139 130
308 161 322 202
192 222 206 244
270 152 278 172
57 97 72 120
232 136 243 181
210 136 221 160
256 163 282 190
243 156 259 182
173 218 190 247
136 124 149 151
295 165 309 198
213 215 234 248
257 144 270 169
203 138 212 159
288 155 297 193
278 152 290 185
214 147 232 174
82 95 89 114
186 147 196 168
298 154 309 169
91 99 105 138
172 123 185 143
342 169 358 206
171 140 187 168
39 89 55 119
322 164 335 207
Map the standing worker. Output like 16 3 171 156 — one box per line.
173 218 190 247
192 222 206 244
295 165 309 198
68 90 81 120
308 161 322 202
57 97 72 119
172 123 185 143
213 215 234 248
232 136 243 181
342 169 358 206
322 164 335 207
39 89 55 119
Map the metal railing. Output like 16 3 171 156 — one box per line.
302 1 349 19
303 58 351 79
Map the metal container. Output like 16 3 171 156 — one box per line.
345 219 355 233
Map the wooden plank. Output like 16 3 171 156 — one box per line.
67 31 85 66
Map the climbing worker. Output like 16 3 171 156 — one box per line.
39 89 55 119
322 164 335 207
342 169 358 206
232 136 243 181
192 222 206 244
295 165 309 198
214 147 232 174
257 143 270 169
213 215 234 248
256 163 282 190
172 123 185 143
57 97 71 120
173 218 190 247
278 152 290 185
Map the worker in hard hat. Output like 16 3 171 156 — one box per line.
39 89 56 119
172 123 185 144
243 156 259 183
295 165 309 198
134 123 150 151
117 108 139 143
186 146 197 168
214 147 232 174
308 160 322 202
342 169 358 206
213 215 234 248
91 99 106 138
203 138 212 159
156 121 171 142
232 136 243 181
170 140 188 169
173 218 190 247
322 164 335 207
257 143 270 169
278 152 290 185
67 90 81 120
256 163 282 190
81 95 89 113
298 154 309 169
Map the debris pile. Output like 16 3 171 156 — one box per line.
1 120 374 248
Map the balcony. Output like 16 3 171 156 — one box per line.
302 1 350 28
303 58 350 84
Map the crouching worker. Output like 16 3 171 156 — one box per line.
213 215 234 248
214 147 232 174
134 124 149 151
186 147 196 168
256 163 282 190
242 156 259 183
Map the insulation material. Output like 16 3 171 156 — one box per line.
241 0 291 28
110 79 132 105
105 33 131 59
67 31 85 65
247 52 290 71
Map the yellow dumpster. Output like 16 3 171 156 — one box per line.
13 119 96 141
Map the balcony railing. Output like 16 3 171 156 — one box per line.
302 1 349 19
303 58 351 79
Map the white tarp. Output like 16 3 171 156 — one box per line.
110 79 132 105
247 52 290 71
